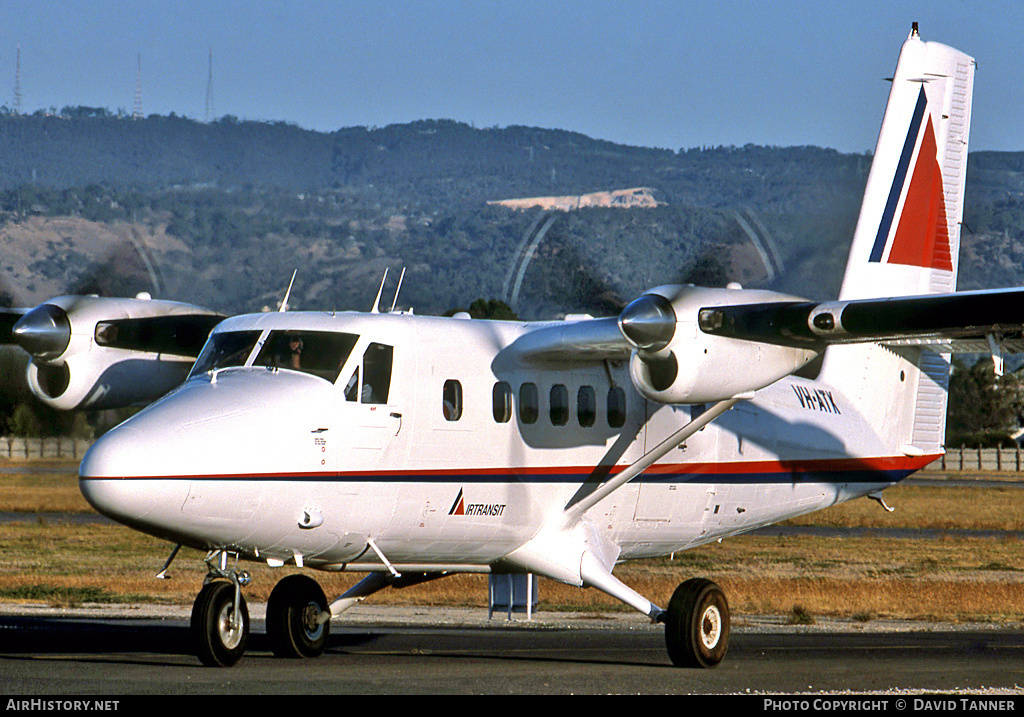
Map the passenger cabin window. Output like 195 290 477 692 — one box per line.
344 342 393 404
443 380 463 421
550 384 569 426
254 330 359 383
190 330 261 378
493 381 512 423
607 387 626 428
519 383 538 424
577 386 596 427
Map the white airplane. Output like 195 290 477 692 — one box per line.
8 26 1015 669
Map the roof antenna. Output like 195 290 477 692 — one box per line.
370 267 389 314
279 270 297 312
389 267 406 313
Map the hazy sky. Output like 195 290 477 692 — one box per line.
2 1 1020 153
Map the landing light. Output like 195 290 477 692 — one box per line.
812 313 836 331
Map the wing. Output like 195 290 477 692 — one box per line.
93 314 226 357
502 316 630 364
697 287 1024 353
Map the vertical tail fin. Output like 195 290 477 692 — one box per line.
822 27 975 458
839 25 975 301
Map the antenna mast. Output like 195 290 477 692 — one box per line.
204 48 214 122
132 53 143 119
13 44 22 115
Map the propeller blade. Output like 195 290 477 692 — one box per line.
11 304 71 361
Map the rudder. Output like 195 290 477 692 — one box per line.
822 26 975 458
838 24 974 301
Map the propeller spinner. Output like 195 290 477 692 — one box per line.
618 293 676 352
11 304 71 361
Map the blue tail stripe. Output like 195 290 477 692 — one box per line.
868 87 928 263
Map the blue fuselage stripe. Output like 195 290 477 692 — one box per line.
81 468 918 485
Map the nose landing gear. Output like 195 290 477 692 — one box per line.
190 551 251 667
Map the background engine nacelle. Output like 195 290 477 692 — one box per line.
10 295 223 411
24 347 197 411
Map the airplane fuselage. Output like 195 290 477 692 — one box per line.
79 309 935 577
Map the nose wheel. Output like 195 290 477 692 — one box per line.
190 550 252 667
191 580 250 667
663 577 730 668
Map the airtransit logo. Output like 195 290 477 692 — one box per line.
448 488 506 517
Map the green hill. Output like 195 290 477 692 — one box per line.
1 111 1022 319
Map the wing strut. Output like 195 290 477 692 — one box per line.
563 394 748 519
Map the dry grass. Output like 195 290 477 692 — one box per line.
0 463 93 513
785 481 1024 532
3 461 1024 623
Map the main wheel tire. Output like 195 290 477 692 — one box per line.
191 581 249 667
266 574 330 658
664 577 730 668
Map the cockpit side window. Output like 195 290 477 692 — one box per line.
190 330 261 378
343 343 394 404
361 343 393 404
254 331 358 383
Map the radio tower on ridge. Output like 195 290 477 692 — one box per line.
132 53 143 118
204 48 214 122
13 44 22 115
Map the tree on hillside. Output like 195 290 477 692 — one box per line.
444 299 518 320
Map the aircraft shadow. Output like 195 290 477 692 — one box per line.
0 614 668 669
0 615 378 661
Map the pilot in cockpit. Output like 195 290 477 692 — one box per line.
287 335 303 369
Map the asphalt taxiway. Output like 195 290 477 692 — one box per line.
1 604 1023 695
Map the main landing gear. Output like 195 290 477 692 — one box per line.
186 549 731 669
265 574 330 658
662 578 730 668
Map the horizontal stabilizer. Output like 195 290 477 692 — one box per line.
698 287 1024 352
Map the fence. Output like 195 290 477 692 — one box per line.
0 436 94 460
927 445 1024 473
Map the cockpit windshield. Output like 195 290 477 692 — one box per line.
190 330 261 377
253 330 359 383
189 329 359 384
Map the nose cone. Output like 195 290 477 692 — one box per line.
79 424 172 528
80 368 333 530
13 304 71 361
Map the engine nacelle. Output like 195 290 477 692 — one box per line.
26 350 194 411
12 295 223 411
623 285 820 405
